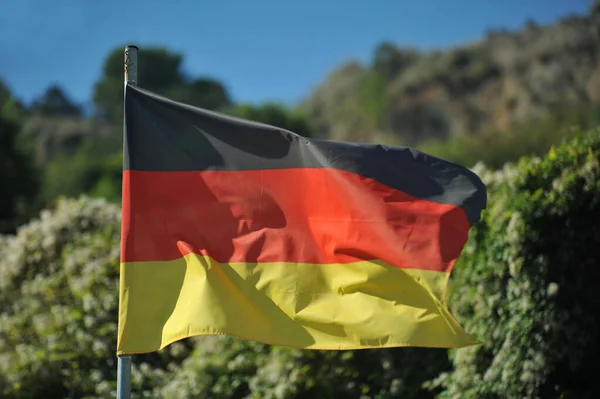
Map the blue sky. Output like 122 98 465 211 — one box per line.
0 0 592 108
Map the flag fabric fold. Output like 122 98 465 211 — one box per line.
117 83 487 355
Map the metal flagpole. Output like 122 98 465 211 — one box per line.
116 354 132 399
117 44 138 399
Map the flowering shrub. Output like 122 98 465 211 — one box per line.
155 338 449 399
434 129 600 398
0 197 189 398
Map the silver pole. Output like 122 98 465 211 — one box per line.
124 45 138 85
117 44 138 399
116 355 132 399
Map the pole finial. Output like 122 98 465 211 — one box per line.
124 45 138 85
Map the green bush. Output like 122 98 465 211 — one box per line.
157 339 449 399
0 197 190 398
432 129 600 398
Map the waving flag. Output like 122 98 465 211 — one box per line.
117 83 486 355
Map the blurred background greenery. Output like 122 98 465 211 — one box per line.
1 1 600 398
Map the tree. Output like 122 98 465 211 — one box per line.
0 80 38 233
165 78 232 111
30 85 81 117
41 132 123 205
226 103 315 137
93 46 232 122
0 80 26 114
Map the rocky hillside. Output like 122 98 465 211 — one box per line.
302 4 600 145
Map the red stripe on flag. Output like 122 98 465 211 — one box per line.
120 169 469 272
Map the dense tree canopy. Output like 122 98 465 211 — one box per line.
93 46 233 122
226 103 315 137
30 85 81 117
0 81 38 233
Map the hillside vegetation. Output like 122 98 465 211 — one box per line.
302 4 600 146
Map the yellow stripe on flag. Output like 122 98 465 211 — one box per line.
117 254 478 354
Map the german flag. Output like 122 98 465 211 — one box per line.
117 83 487 355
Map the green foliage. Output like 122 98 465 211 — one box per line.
30 85 81 117
371 43 421 81
299 61 368 139
391 46 500 95
304 7 600 145
0 197 122 398
93 46 232 122
418 104 600 168
364 43 421 130
155 337 269 399
15 114 125 210
0 197 192 398
41 132 123 204
0 80 26 114
303 42 503 145
226 103 315 138
157 339 449 399
18 116 108 166
358 71 389 127
0 81 38 233
165 78 232 112
433 129 600 398
93 47 183 122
